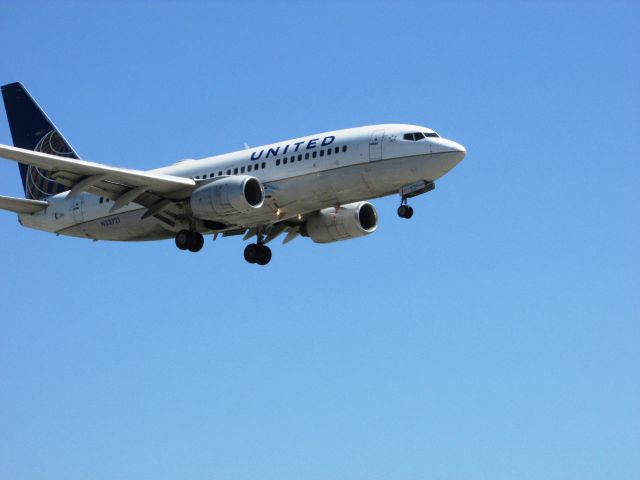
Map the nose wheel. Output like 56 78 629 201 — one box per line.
175 229 204 252
397 199 414 219
398 204 413 219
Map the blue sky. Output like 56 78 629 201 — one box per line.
0 1 638 479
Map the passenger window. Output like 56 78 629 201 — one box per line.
226 169 231 175
255 163 259 170
342 145 347 152
298 154 302 161
327 148 332 155
248 165 252 172
234 168 238 174
305 153 310 160
320 150 324 157
218 171 222 176
276 159 281 166
334 147 339 154
284 158 288 164
99 197 103 204
312 151 317 158
261 162 266 169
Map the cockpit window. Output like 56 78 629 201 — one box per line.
404 131 435 141
424 132 440 138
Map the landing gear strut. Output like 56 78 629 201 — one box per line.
175 229 204 252
244 230 272 265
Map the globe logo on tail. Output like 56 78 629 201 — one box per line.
25 130 75 200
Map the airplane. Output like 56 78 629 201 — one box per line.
0 82 466 265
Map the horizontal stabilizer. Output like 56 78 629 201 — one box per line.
0 194 47 214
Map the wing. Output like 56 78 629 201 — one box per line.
0 144 196 226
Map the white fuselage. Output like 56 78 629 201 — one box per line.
18 124 466 241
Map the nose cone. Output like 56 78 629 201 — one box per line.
427 137 466 175
451 140 466 154
450 140 466 162
432 138 466 165
437 138 465 158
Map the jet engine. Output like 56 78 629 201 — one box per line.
189 176 264 220
301 201 378 243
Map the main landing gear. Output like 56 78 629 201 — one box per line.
244 243 272 265
244 229 272 266
175 229 204 252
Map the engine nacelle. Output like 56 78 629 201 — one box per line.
189 176 264 220
301 201 378 244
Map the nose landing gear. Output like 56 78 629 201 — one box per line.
397 180 435 219
175 229 204 252
397 202 414 219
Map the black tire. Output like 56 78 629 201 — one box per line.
244 243 260 264
397 205 409 218
256 245 272 265
188 232 204 252
405 206 414 219
175 230 192 250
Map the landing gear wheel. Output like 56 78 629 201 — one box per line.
256 245 272 265
405 206 414 219
397 205 414 219
244 243 272 265
244 243 261 264
188 232 204 252
176 230 204 252
175 230 192 250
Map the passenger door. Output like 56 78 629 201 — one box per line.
369 130 384 161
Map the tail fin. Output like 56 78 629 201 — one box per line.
1 82 79 200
